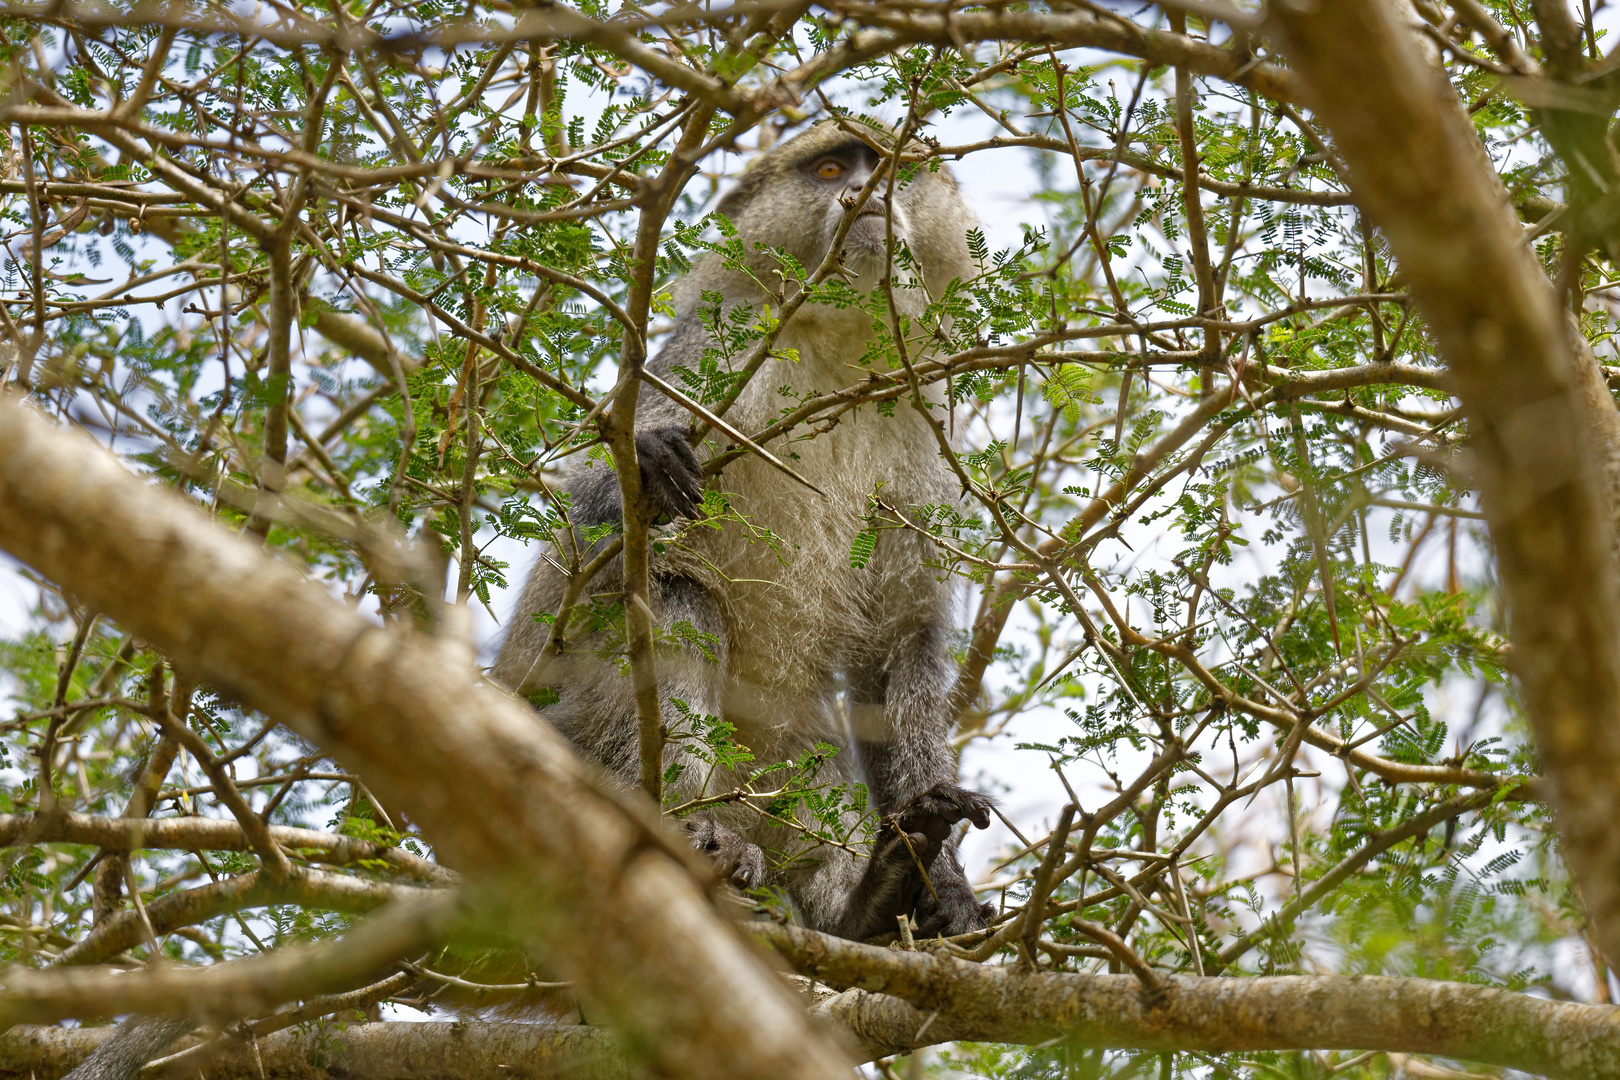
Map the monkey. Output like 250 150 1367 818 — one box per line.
493 120 998 943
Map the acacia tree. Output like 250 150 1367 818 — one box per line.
3 0 1620 1076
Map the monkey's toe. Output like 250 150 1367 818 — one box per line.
683 816 765 892
725 843 767 891
914 892 996 938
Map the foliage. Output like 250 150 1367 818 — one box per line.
0 1 1609 1076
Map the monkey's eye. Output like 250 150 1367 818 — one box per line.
813 158 847 181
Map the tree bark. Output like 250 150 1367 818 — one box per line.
13 927 1620 1080
1268 0 1620 970
0 1023 626 1080
771 925 1620 1080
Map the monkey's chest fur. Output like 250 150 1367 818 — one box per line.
655 303 958 742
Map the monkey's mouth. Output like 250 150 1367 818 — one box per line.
846 212 899 248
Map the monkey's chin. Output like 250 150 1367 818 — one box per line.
838 218 907 287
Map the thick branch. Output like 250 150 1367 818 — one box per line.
761 924 1620 1079
53 868 424 968
1 893 455 1028
866 7 1297 101
0 394 852 1080
0 1023 624 1080
1269 0 1620 969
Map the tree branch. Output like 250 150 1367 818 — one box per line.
0 392 853 1080
1269 0 1620 970
758 924 1620 1079
1 892 456 1028
0 1023 622 1080
52 868 426 968
0 812 452 883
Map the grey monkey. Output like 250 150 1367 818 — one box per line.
494 121 995 942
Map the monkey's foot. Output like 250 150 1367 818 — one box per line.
845 783 994 941
890 782 993 845
888 783 995 937
637 426 705 521
683 816 766 891
912 847 996 937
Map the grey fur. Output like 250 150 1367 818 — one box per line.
495 122 993 940
61 1015 193 1080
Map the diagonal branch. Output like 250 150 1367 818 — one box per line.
1 892 455 1028
0 392 852 1080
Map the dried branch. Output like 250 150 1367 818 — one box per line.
146 715 290 881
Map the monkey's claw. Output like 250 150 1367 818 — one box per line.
636 426 705 521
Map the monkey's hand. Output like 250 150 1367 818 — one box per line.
637 427 705 521
845 782 994 941
683 816 766 892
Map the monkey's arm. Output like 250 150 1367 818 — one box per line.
849 625 995 938
489 315 714 692
566 311 731 530
848 622 959 813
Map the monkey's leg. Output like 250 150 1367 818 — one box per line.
855 782 994 940
847 623 995 937
785 779 992 941
535 574 766 891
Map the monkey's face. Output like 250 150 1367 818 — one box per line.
725 132 919 286
798 139 911 274
701 123 974 312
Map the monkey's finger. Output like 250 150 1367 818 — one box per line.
962 795 993 830
673 465 705 514
935 783 994 830
669 434 703 474
641 461 701 520
665 468 703 518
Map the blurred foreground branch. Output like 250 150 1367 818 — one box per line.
0 392 852 1080
1270 0 1620 972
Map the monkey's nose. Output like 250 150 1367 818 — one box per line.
844 187 889 216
